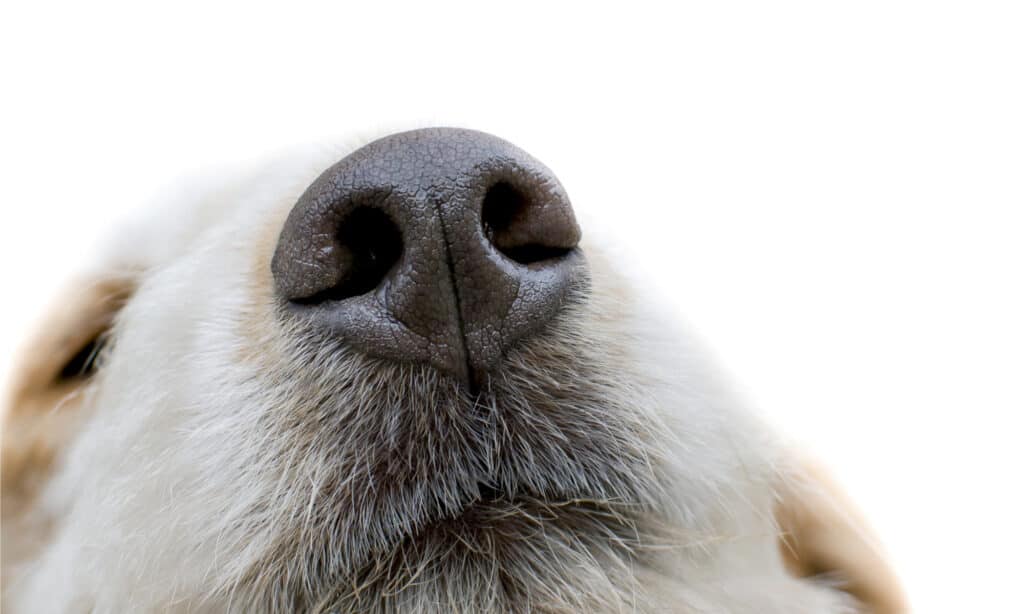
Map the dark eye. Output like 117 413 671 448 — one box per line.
57 336 107 382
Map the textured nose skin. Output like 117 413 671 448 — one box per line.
272 128 584 385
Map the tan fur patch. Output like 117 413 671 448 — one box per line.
1 275 134 571
777 457 908 613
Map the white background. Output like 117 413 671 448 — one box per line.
2 2 1022 611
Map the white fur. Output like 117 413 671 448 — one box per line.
5 136 855 613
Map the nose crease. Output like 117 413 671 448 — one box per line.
431 196 475 389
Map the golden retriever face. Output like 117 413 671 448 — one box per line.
1 129 903 613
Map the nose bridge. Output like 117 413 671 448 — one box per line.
272 128 583 386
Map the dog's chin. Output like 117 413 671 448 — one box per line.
312 370 653 565
321 493 649 609
251 306 663 604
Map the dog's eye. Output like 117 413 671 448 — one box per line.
56 335 107 382
34 277 134 387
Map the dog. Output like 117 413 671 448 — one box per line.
1 128 904 612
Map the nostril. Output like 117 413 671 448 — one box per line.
292 207 403 304
481 182 525 237
481 181 575 265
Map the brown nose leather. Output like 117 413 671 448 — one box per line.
271 128 584 386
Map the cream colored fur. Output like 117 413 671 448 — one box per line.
1 136 901 613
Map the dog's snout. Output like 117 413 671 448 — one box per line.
271 128 584 385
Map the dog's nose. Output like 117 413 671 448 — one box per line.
272 128 584 385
